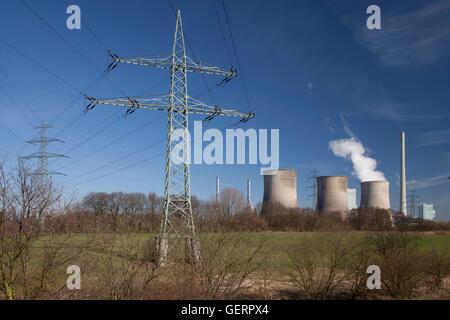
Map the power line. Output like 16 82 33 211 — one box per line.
0 38 82 94
51 74 169 155
63 137 165 185
0 65 42 122
20 0 169 159
65 151 164 189
59 0 109 51
55 112 124 157
0 17 107 154
55 113 165 171
0 86 35 128
0 118 24 142
212 0 233 65
49 72 105 125
222 0 252 110
19 0 129 98
65 121 232 190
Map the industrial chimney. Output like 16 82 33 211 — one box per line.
216 176 220 202
246 179 253 209
316 176 349 214
360 180 391 210
400 132 407 215
263 169 298 208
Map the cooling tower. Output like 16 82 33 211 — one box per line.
263 169 298 208
316 176 349 213
360 180 391 210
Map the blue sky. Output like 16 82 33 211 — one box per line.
0 0 449 219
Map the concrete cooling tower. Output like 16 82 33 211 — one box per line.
263 169 298 208
316 176 349 213
360 181 391 210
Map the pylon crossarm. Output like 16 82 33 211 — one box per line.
185 56 236 78
21 152 69 159
30 171 66 176
108 52 236 80
84 95 170 113
26 138 64 144
107 53 173 72
85 95 254 119
187 97 254 119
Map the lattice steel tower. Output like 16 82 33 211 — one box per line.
21 122 68 183
85 10 254 265
306 169 320 210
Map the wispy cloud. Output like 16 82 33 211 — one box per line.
417 129 450 146
408 174 450 190
357 100 450 122
354 1 450 66
324 116 335 134
339 113 357 138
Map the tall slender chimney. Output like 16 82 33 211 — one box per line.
246 179 253 209
216 176 220 202
400 132 407 215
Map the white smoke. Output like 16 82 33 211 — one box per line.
329 138 386 182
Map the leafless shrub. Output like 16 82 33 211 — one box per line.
423 248 450 293
171 233 265 299
346 237 373 299
95 233 157 300
370 233 428 299
288 233 358 299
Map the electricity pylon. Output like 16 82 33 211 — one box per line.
85 10 254 265
21 122 68 183
306 169 320 210
407 191 420 218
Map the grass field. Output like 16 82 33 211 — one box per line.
7 231 450 299
36 231 450 273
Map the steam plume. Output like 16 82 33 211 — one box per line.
329 138 386 182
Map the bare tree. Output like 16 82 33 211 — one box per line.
217 188 246 217
0 161 88 299
82 192 109 215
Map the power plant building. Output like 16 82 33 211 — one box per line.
360 180 390 210
263 169 298 208
347 188 357 210
418 203 436 221
316 176 349 214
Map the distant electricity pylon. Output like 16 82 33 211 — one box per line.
21 122 68 183
85 10 254 265
306 169 320 210
407 190 420 218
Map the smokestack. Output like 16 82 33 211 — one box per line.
246 179 253 209
360 180 391 210
263 169 298 208
316 176 349 215
216 176 220 201
400 132 407 215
